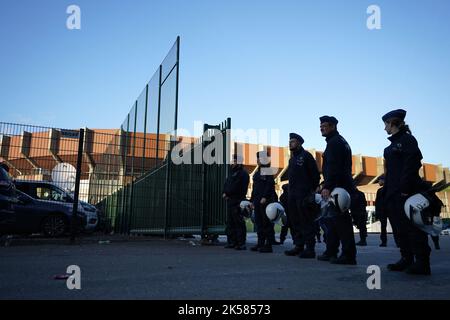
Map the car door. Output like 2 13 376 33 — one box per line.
0 168 16 230
11 192 48 233
0 194 17 232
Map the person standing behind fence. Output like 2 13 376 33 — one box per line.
317 116 357 265
352 189 368 246
250 151 278 253
375 175 389 247
284 133 320 259
223 154 250 250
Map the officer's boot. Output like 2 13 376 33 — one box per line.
299 246 316 259
224 242 236 249
387 255 414 272
284 245 303 256
251 238 264 252
271 239 282 245
259 240 273 253
356 237 367 246
317 251 337 261
330 255 357 265
406 256 431 275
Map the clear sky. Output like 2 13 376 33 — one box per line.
1 0 449 166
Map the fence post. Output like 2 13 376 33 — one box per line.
156 65 162 167
201 124 208 238
164 136 173 239
120 116 129 234
71 128 84 244
127 101 138 234
174 36 180 132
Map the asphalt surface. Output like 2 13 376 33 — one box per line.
0 233 449 300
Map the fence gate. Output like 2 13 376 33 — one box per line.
121 118 231 237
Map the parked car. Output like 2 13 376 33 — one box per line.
14 180 98 232
0 164 16 229
0 189 86 237
0 163 15 197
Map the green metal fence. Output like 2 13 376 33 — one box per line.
0 37 232 238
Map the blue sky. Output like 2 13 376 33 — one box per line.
1 0 449 166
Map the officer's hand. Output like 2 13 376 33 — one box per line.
250 203 255 210
222 193 228 200
321 189 330 200
401 193 409 197
260 198 267 205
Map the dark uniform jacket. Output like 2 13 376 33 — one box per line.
383 127 423 201
223 166 250 206
322 130 355 193
250 167 277 204
288 147 320 199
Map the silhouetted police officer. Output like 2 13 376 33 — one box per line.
284 133 320 258
250 151 278 253
223 154 250 250
317 116 357 265
315 221 322 243
279 183 291 244
375 175 388 247
375 175 387 246
352 189 368 246
382 109 431 275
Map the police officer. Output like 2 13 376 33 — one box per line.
250 151 277 253
315 221 322 243
352 189 368 246
317 116 357 265
284 133 320 258
382 109 431 275
279 183 291 244
375 175 387 247
223 154 250 250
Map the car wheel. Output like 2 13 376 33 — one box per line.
42 215 67 237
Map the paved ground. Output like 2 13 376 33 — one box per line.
0 233 449 300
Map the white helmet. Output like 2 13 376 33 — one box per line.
330 187 351 213
404 193 443 236
239 200 253 219
315 193 322 204
265 202 286 225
